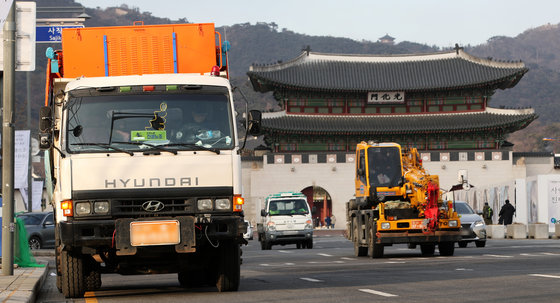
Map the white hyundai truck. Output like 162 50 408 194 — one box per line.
38 23 261 298
257 192 314 250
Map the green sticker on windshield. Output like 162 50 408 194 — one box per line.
131 130 167 141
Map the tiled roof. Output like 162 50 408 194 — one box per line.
261 108 537 135
248 50 528 93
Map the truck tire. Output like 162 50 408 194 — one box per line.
85 270 102 291
367 223 384 258
438 241 455 256
420 244 436 256
296 242 302 249
353 219 367 257
261 240 272 250
475 240 486 248
306 238 313 249
54 229 62 293
61 250 86 298
216 242 240 292
458 241 468 248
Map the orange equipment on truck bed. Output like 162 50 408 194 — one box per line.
59 22 227 78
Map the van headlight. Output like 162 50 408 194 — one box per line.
215 198 231 210
448 220 458 227
197 199 213 210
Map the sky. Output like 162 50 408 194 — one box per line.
74 0 560 47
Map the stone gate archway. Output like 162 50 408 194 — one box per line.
301 186 332 228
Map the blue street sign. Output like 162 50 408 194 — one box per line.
36 25 84 43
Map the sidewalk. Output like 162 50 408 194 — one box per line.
0 261 48 303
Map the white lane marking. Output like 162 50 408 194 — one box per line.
300 277 323 282
456 268 474 271
359 289 398 297
278 250 292 254
484 254 513 258
529 274 560 279
260 264 270 266
384 261 406 264
520 253 542 257
341 257 357 261
318 253 333 257
284 263 295 266
542 252 560 256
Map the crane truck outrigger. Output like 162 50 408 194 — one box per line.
346 142 462 258
38 22 261 298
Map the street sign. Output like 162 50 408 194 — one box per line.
0 1 36 71
0 0 14 29
36 24 84 43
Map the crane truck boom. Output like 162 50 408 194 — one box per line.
346 142 461 258
38 22 261 298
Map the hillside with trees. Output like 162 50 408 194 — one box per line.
9 1 560 152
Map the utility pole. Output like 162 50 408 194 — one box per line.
2 1 16 275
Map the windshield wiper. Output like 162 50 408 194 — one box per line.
112 141 178 155
70 143 134 156
163 143 220 154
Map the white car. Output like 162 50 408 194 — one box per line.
243 220 254 240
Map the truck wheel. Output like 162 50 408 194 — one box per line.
367 225 383 258
458 241 468 248
353 223 367 257
475 240 486 248
85 270 102 291
306 238 313 249
61 250 86 298
407 243 417 249
55 232 62 293
420 244 436 256
216 242 240 292
438 241 455 256
296 242 302 249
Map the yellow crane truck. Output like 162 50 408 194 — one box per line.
346 142 462 258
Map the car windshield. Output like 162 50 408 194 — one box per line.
455 202 475 215
65 86 234 153
268 199 309 216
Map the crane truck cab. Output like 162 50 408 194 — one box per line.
258 192 314 250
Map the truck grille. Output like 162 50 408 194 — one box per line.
112 198 196 217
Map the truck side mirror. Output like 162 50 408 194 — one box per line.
39 106 52 133
260 209 267 217
247 110 262 135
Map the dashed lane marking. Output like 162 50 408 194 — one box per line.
341 257 357 261
456 268 474 271
483 254 513 258
384 261 406 264
278 250 293 254
300 277 323 282
318 253 333 257
529 274 560 279
359 288 398 297
542 252 560 256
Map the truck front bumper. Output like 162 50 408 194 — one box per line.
375 230 462 244
59 215 245 254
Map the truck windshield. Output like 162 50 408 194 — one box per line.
367 147 402 188
268 199 309 216
65 90 234 153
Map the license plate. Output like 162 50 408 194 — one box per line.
130 220 180 246
411 220 424 229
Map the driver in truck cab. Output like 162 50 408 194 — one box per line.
269 203 279 215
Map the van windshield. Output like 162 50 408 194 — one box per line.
268 199 309 216
65 88 234 153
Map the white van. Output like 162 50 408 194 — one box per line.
257 192 314 250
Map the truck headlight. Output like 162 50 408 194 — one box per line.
75 202 91 216
448 220 458 227
267 221 276 231
381 222 391 229
94 201 110 214
215 198 231 210
305 219 313 230
197 199 213 210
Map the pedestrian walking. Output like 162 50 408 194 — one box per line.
498 199 516 225
325 216 332 229
331 214 336 229
482 202 493 225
